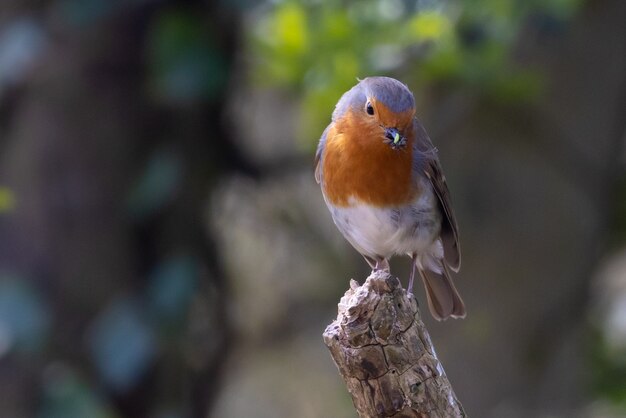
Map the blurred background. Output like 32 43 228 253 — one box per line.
0 0 625 417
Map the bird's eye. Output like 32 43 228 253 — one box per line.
366 101 374 115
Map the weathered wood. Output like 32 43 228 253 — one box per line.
323 270 467 418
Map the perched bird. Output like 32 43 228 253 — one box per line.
315 77 466 320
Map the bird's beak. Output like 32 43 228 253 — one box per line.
384 127 406 148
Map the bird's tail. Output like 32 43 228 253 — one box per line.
418 262 465 321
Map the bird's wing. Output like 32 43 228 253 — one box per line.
314 124 330 184
414 120 461 271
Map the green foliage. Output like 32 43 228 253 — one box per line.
126 148 183 219
147 9 229 103
147 255 199 326
248 0 581 143
55 0 118 26
589 326 626 411
38 366 116 418
87 298 157 393
0 274 50 355
0 187 16 213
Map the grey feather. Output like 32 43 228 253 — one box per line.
332 83 366 121
331 76 415 122
361 77 415 113
314 125 330 184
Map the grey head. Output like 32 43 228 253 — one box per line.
332 76 416 121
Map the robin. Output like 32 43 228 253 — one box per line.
315 76 466 320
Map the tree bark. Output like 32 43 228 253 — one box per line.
323 270 466 418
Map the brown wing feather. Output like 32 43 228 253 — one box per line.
419 263 466 320
424 159 461 271
413 120 461 271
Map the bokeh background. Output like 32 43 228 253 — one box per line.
1 0 625 417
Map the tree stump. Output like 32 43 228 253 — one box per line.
323 270 467 418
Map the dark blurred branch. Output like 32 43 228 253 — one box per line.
324 271 466 418
0 1 252 417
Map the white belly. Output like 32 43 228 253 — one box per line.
325 184 442 259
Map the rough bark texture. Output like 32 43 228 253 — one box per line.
323 271 466 418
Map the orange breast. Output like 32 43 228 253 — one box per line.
322 109 418 207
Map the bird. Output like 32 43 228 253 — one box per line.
314 76 466 320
